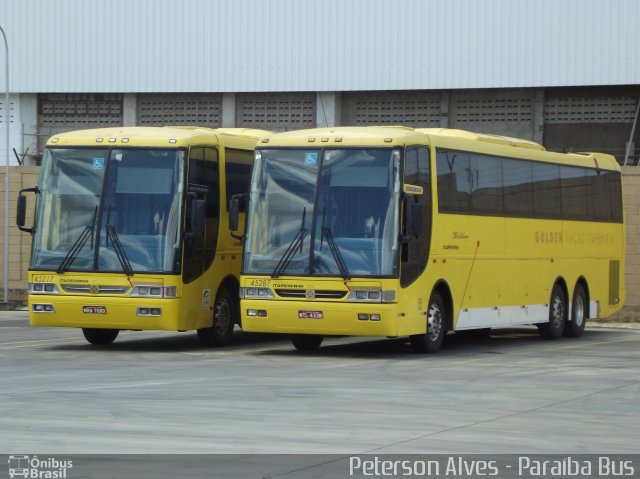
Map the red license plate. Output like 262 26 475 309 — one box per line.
83 306 106 314
298 310 323 319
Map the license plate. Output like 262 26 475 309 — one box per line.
83 306 106 314
298 310 323 319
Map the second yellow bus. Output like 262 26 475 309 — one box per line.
232 126 624 353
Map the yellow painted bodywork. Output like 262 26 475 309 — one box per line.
29 126 269 332
241 126 625 337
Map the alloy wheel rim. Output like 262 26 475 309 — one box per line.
214 298 231 333
427 303 443 342
551 294 564 328
574 295 584 327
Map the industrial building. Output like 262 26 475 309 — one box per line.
1 0 639 166
1 0 639 302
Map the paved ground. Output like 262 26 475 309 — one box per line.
1 310 639 457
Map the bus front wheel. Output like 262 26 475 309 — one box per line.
539 284 566 340
410 291 446 353
82 328 119 345
197 287 236 347
291 334 323 351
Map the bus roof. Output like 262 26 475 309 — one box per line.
258 126 620 172
257 126 429 147
47 126 271 148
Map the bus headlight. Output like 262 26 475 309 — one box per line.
131 286 177 298
347 290 395 303
33 303 55 313
28 282 59 294
240 287 274 299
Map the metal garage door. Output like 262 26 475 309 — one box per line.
37 93 123 152
137 93 222 127
449 89 535 139
544 96 638 123
543 88 640 164
236 93 315 131
342 91 441 127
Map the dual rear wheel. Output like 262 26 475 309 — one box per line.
538 283 587 340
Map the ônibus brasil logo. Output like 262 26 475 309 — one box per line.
8 455 73 479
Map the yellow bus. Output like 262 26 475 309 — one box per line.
17 126 269 346
231 126 624 353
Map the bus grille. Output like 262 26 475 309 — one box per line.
275 289 347 299
61 285 131 295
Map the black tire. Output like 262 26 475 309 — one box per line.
291 334 323 351
197 287 237 347
82 328 119 345
455 327 491 337
410 291 446 353
539 284 566 340
564 283 587 338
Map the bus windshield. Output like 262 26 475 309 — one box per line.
31 147 185 274
244 148 401 277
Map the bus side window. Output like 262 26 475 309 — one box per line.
225 149 253 211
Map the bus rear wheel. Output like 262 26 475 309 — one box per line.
82 328 119 345
564 283 587 338
410 291 446 353
197 287 237 347
539 284 566 339
291 334 323 351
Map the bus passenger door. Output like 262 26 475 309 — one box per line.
400 146 432 289
183 146 220 329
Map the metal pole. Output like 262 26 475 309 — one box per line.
623 99 640 166
1 25 8 304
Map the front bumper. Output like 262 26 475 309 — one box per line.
241 299 399 337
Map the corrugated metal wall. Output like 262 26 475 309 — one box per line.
2 0 639 93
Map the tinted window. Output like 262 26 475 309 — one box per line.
436 150 471 213
561 166 587 219
532 163 561 218
470 155 502 215
225 148 253 209
436 147 622 223
503 160 533 215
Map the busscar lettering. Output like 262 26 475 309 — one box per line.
272 283 304 289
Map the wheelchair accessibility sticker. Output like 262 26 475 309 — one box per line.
304 152 318 166
92 158 105 170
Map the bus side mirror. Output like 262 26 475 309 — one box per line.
16 195 27 228
16 187 38 234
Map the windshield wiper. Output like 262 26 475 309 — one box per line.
106 225 134 276
56 206 97 274
271 208 308 278
321 227 350 280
